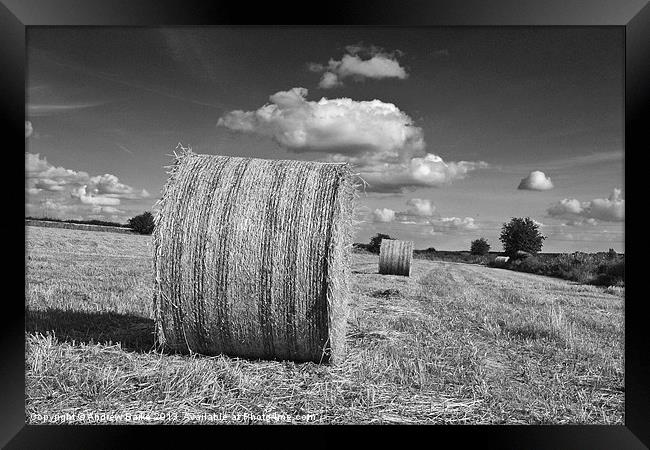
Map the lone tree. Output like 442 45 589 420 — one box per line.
368 233 393 254
499 217 545 257
470 238 491 255
128 211 155 235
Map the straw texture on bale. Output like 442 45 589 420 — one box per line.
152 149 357 364
378 239 413 276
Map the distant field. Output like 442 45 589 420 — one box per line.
409 249 625 287
26 219 135 234
26 226 624 424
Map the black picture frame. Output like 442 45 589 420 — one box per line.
4 0 648 448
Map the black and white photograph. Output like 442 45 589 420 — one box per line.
22 22 631 428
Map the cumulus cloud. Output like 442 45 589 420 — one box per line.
25 152 49 173
26 153 148 200
429 217 478 233
34 178 67 192
218 87 424 159
25 152 149 222
361 156 488 193
318 72 343 89
310 44 408 89
547 188 624 223
326 53 407 81
373 208 396 223
589 189 625 221
26 153 89 194
370 199 437 225
370 198 479 234
548 198 583 216
25 121 33 138
88 174 150 199
217 88 487 193
405 198 436 217
518 170 554 191
71 186 121 206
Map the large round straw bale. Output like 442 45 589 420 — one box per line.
378 239 413 276
152 149 356 364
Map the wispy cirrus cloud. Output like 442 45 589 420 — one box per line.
500 151 623 175
551 151 623 168
30 49 225 110
116 143 134 155
27 101 110 117
563 218 599 227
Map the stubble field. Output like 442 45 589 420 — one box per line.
25 225 624 424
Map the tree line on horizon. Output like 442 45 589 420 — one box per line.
359 216 619 257
27 211 155 235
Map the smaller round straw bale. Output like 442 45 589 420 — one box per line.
378 239 413 276
494 256 510 266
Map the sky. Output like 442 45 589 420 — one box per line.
25 27 624 252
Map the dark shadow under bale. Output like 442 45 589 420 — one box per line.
370 288 402 299
26 308 155 353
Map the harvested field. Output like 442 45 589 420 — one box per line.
25 226 624 424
